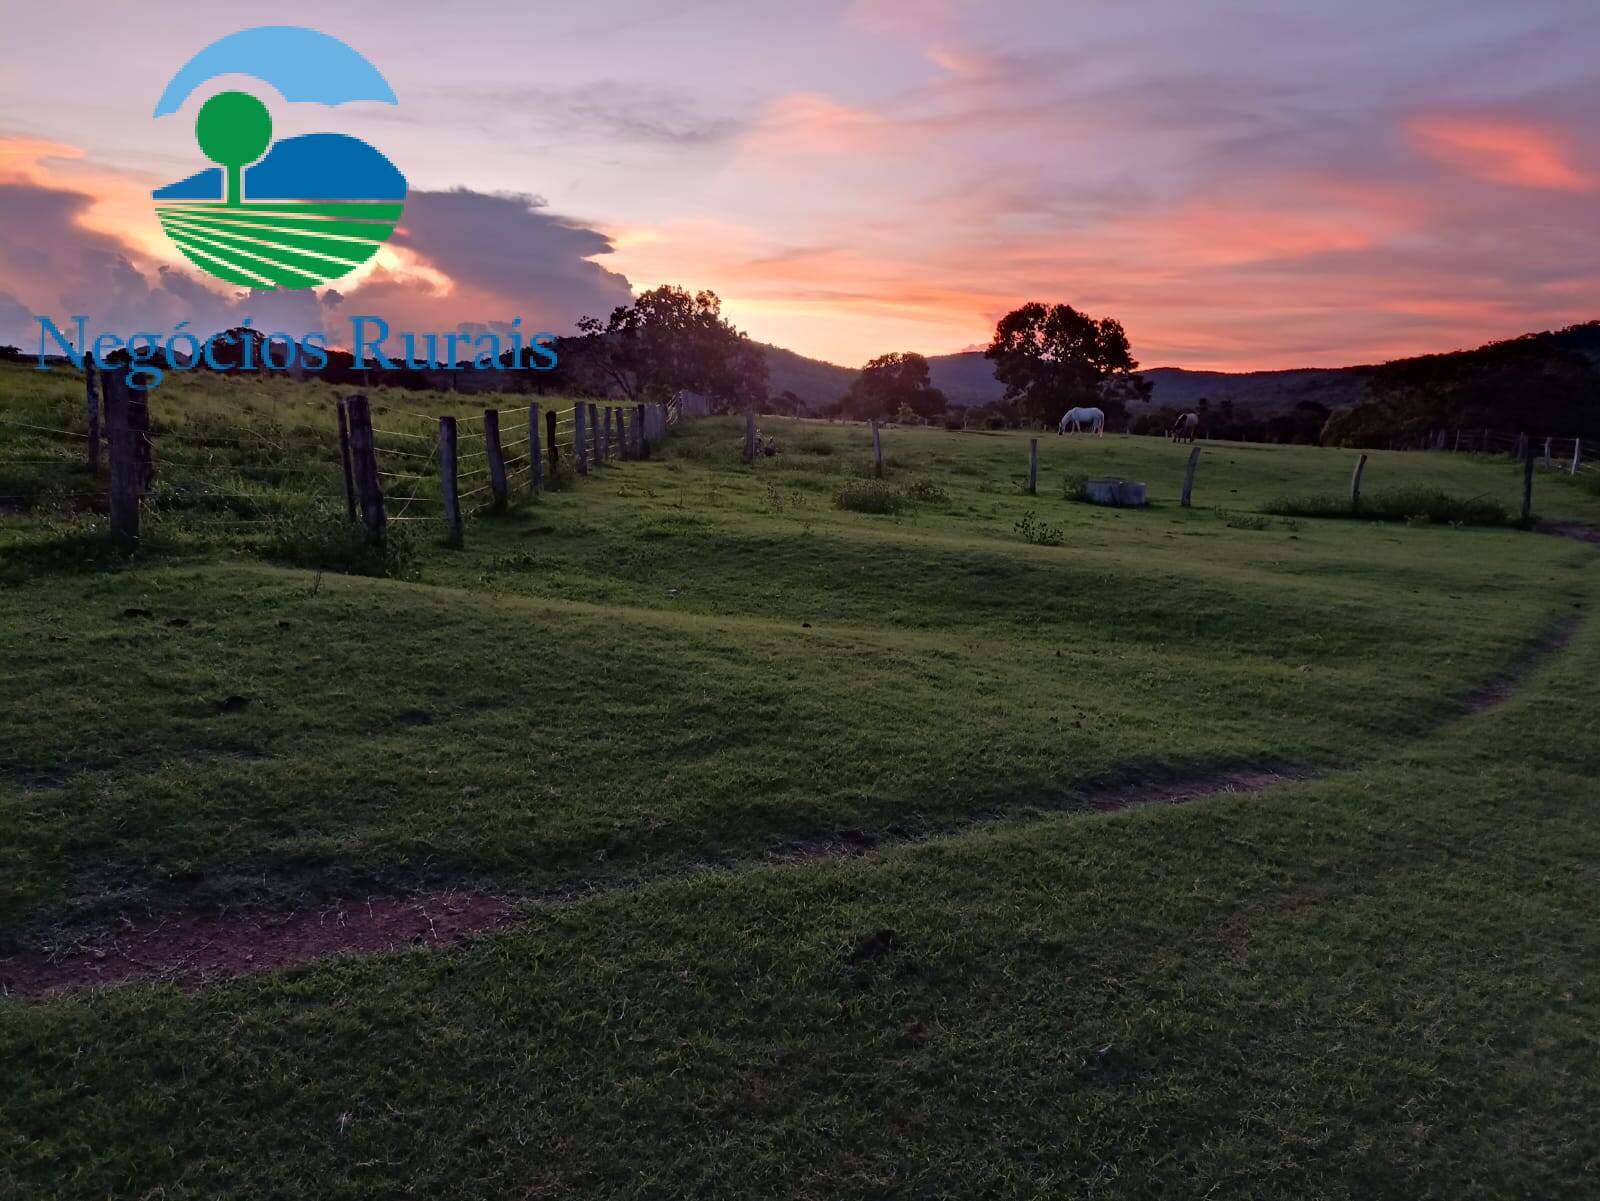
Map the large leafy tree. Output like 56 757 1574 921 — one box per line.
984 302 1151 426
844 351 946 421
575 286 768 410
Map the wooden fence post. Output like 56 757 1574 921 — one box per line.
1522 447 1535 523
601 406 613 462
634 403 647 458
344 394 385 543
1453 428 1462 452
439 415 462 546
102 364 139 551
484 408 508 511
1573 439 1583 476
1181 445 1201 508
84 362 101 473
529 404 543 489
872 419 883 477
588 403 601 466
1514 432 1527 461
1349 452 1368 510
546 408 559 473
745 408 756 462
336 399 357 521
1028 438 1038 494
574 402 588 474
1544 437 1553 468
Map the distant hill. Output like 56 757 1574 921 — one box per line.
761 345 1373 414
1137 365 1374 416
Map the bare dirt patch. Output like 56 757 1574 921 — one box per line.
0 890 512 1000
1462 617 1581 713
1538 523 1600 547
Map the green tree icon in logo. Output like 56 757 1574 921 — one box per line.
195 91 272 206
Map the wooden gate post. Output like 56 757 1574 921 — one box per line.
1181 445 1201 508
101 364 139 551
336 399 357 521
439 415 462 546
1522 447 1536 523
85 362 101 473
872 419 883 477
1028 438 1038 495
1349 452 1369 510
574 403 588 474
344 394 385 543
529 404 543 489
484 408 508 511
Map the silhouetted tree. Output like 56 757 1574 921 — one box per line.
844 352 945 420
575 285 768 410
984 302 1151 426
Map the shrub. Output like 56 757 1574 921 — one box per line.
1014 510 1064 546
834 480 905 514
1265 487 1510 526
1061 473 1090 502
904 480 949 504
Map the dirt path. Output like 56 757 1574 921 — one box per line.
3 597 1587 1000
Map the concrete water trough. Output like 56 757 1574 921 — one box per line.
1083 478 1148 507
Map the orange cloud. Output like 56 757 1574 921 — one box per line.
1408 115 1595 191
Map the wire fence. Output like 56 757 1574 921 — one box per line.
1 384 677 549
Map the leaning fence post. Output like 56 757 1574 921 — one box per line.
872 419 883 477
574 403 588 474
336 399 357 521
1453 428 1462 453
484 408 508 511
1028 438 1038 494
439 415 462 546
1181 445 1201 508
345 394 385 543
529 404 543 489
1522 447 1536 523
102 364 139 551
84 362 101 473
1349 452 1368 510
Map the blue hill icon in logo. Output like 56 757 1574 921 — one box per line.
150 26 406 290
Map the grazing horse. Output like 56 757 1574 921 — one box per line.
1172 412 1200 443
1058 406 1106 437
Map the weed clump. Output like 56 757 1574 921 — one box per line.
1014 510 1064 546
263 510 419 578
835 479 905 514
904 480 949 504
1266 487 1510 526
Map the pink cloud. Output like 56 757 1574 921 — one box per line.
1408 115 1596 192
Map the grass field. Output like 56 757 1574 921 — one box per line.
2 361 1598 1198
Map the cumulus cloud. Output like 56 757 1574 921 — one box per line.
0 159 634 355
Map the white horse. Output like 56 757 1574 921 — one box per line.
1058 406 1106 437
1172 412 1199 443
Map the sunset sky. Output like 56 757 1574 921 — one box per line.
1 0 1596 370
